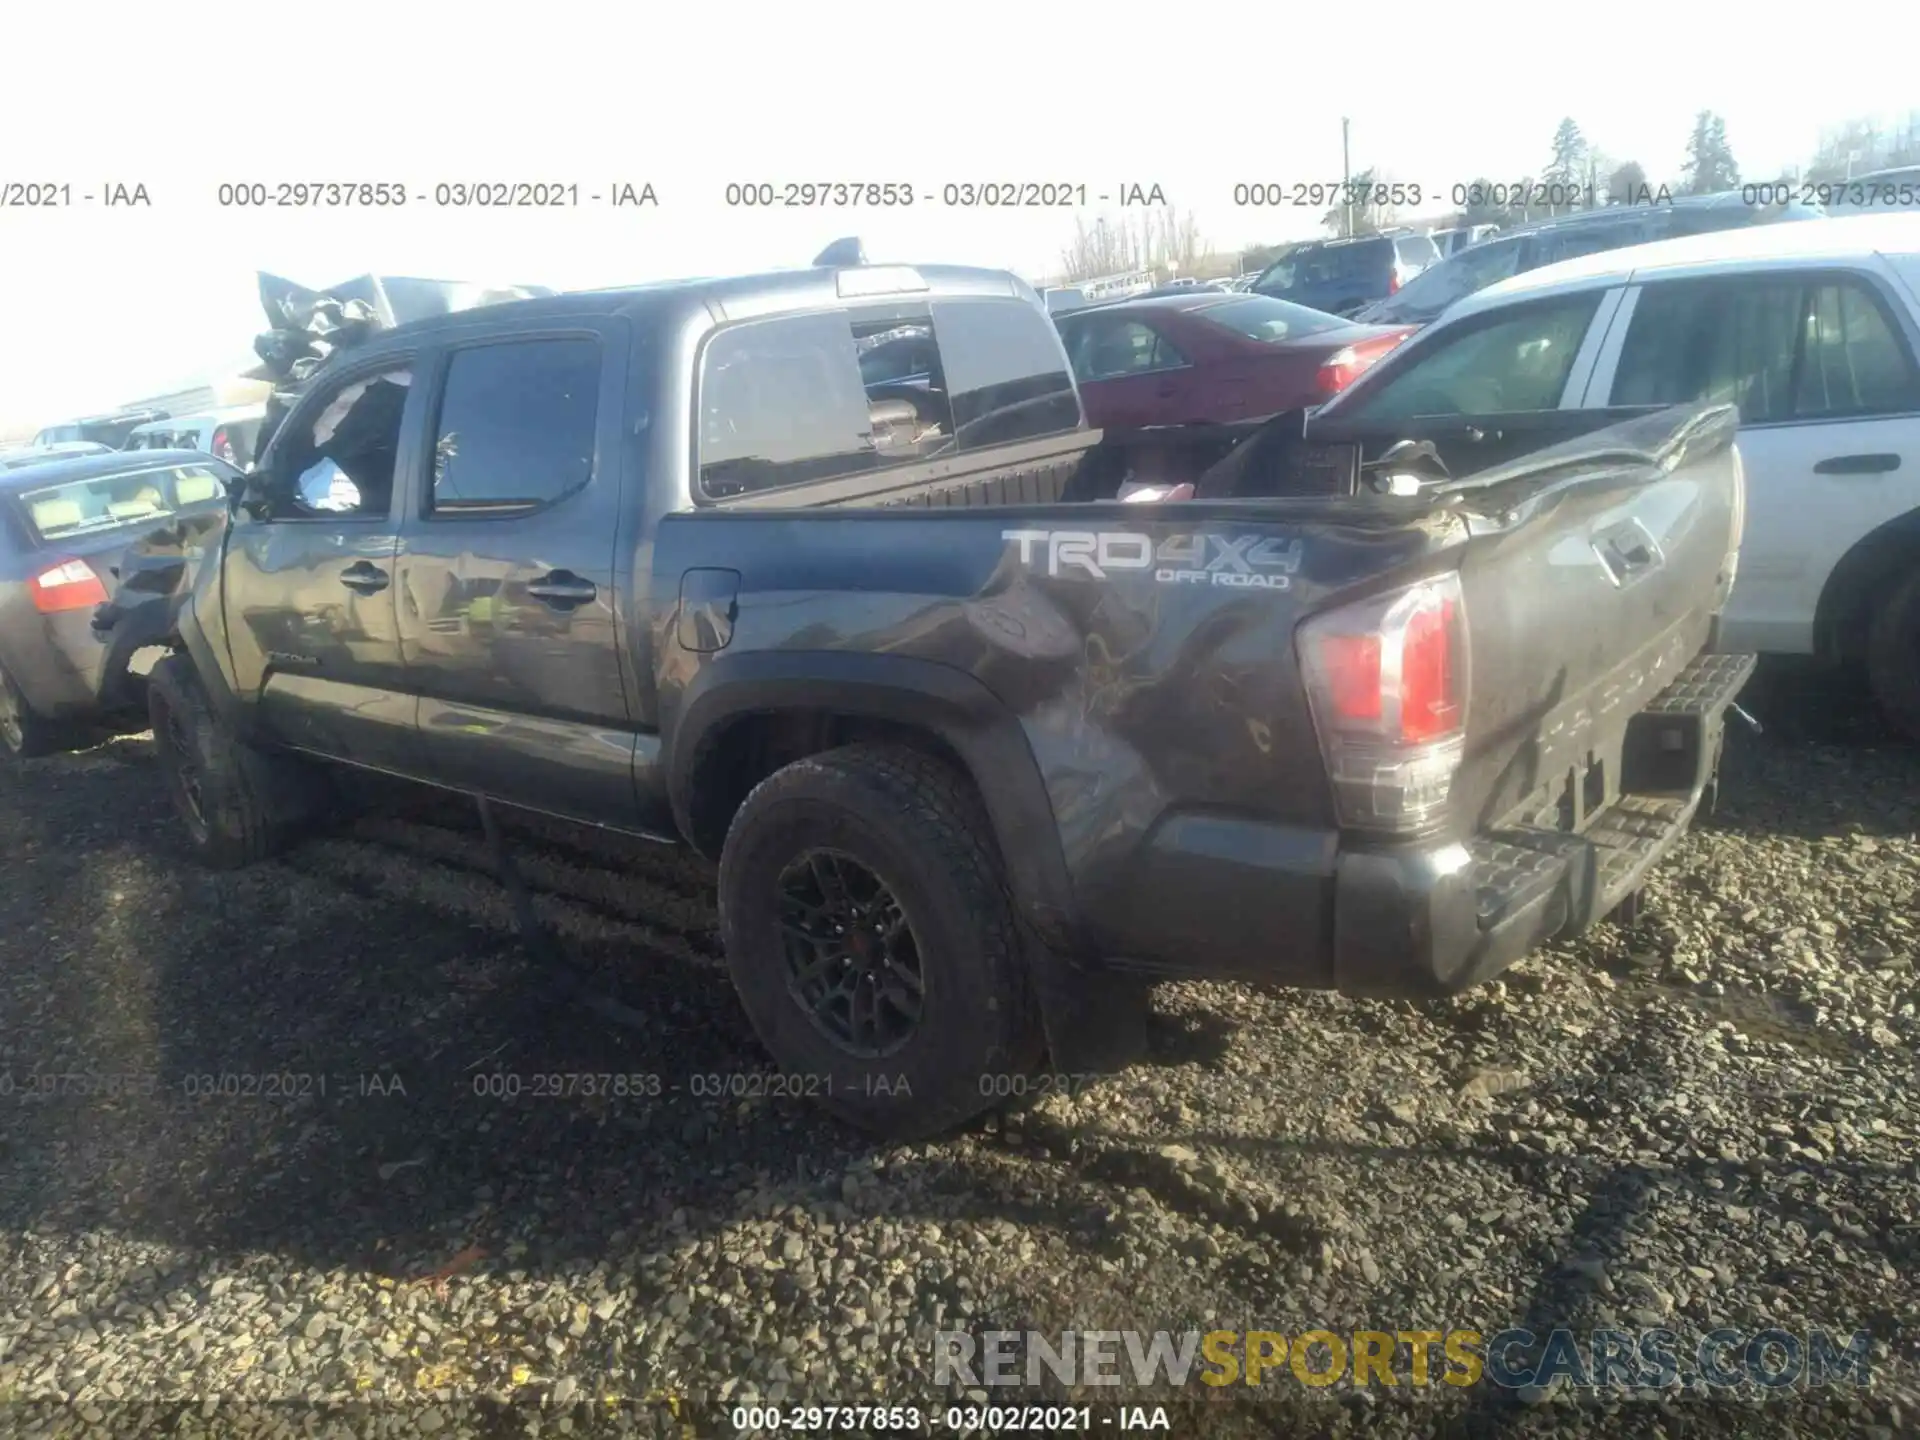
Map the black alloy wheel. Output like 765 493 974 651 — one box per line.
778 848 925 1057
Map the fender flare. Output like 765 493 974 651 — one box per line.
665 649 1081 952
1813 504 1920 663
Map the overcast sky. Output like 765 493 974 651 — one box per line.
1 0 1912 431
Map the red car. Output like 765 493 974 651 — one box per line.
1054 292 1415 430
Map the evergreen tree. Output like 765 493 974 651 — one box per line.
1683 112 1740 195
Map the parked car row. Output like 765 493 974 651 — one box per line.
1355 190 1829 327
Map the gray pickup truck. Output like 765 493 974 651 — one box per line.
136 254 1753 1138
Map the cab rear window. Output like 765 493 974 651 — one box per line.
15 464 229 543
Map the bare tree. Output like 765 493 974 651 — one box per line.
1806 117 1896 183
1059 208 1206 281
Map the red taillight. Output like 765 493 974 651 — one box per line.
1315 331 1412 396
1298 575 1469 833
1389 270 1402 295
1322 634 1383 721
32 559 110 615
211 426 236 462
1399 596 1459 743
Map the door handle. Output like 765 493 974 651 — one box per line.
525 571 597 608
340 562 390 594
1812 453 1901 476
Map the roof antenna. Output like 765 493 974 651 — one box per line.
813 237 866 267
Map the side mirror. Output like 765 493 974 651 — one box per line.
235 466 277 521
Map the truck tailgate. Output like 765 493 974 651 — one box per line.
1435 404 1744 836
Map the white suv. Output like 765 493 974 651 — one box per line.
1316 212 1920 737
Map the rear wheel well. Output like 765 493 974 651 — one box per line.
1814 508 1920 665
682 710 978 859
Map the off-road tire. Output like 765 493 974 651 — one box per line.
717 744 1044 1141
147 654 323 869
0 662 72 759
1866 569 1920 744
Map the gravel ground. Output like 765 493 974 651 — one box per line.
0 661 1914 1439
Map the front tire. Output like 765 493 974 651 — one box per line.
147 654 323 868
717 744 1043 1141
1866 570 1920 744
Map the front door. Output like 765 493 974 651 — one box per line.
223 360 424 771
394 324 638 825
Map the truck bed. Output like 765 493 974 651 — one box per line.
654 402 1746 990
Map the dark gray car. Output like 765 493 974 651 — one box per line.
1252 232 1442 316
0 449 237 756
1356 192 1828 327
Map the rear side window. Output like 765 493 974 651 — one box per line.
1611 276 1920 423
698 299 1076 501
1341 294 1603 420
1796 281 1920 417
1059 315 1187 380
428 339 600 514
1612 281 1803 422
928 298 1079 448
698 313 883 499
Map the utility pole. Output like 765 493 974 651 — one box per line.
1341 117 1353 237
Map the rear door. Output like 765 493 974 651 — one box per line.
1057 311 1197 427
224 360 421 769
1584 263 1920 654
393 321 638 824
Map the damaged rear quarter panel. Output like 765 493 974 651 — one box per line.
653 502 1461 936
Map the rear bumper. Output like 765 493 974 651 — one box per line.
0 611 115 718
1104 652 1757 998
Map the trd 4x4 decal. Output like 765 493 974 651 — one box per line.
1002 529 1302 590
